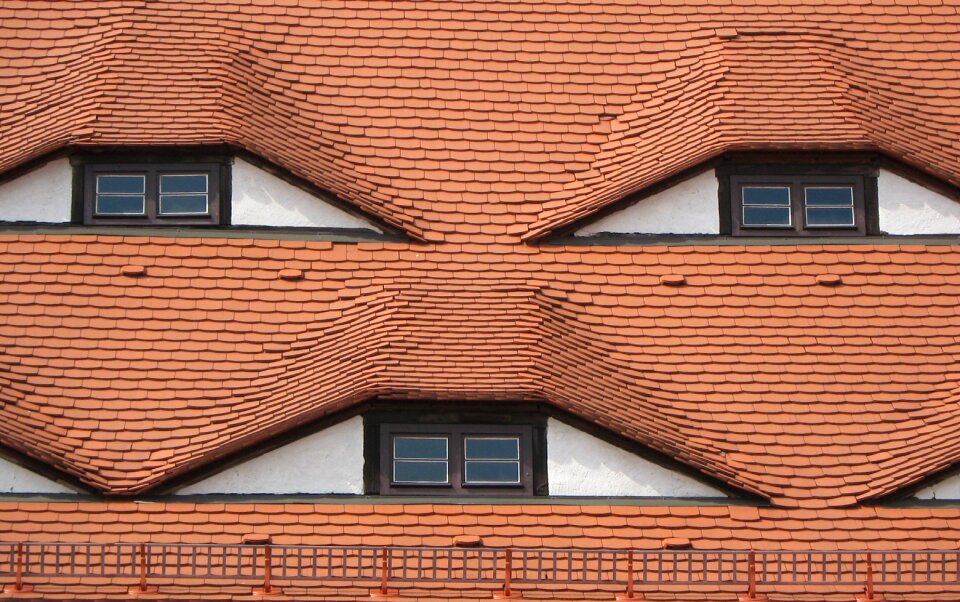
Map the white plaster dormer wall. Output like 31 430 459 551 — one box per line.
0 456 76 494
177 416 364 495
575 167 960 237
878 169 960 234
3 160 959 236
231 158 381 231
574 170 720 236
913 472 960 500
0 158 73 223
546 419 725 497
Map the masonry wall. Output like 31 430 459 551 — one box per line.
0 157 382 231
178 416 365 495
575 168 960 236
167 417 727 497
0 159 73 223
230 158 381 230
574 170 721 236
3 160 960 237
0 456 75 494
877 170 960 234
545 418 724 497
914 472 960 500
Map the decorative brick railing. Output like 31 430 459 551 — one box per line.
1 542 958 599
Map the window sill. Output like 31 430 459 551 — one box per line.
136 493 754 506
0 223 398 242
551 233 960 246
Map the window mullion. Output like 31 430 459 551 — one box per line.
452 428 463 493
380 423 533 495
80 158 223 226
147 169 159 221
792 181 804 231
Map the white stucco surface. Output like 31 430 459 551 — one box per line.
547 419 725 497
0 158 73 223
878 169 960 234
914 472 960 500
575 170 720 236
231 158 380 231
0 456 75 494
178 416 364 495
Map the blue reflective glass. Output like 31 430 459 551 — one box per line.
806 206 855 226
743 206 791 226
160 174 207 194
159 194 208 215
464 461 520 484
465 438 519 460
394 437 447 460
96 195 145 215
97 175 145 194
394 460 448 483
742 187 790 206
805 187 853 206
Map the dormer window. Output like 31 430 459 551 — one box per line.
729 174 866 236
83 162 223 226
714 155 881 237
380 424 533 495
565 153 926 240
391 434 523 486
94 172 212 217
158 174 211 216
363 407 548 497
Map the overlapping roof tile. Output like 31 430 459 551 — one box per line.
1 236 960 507
1 2 960 240
1 501 959 600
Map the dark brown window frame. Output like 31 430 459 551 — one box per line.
730 174 865 236
718 157 880 237
158 400 742 499
82 162 223 226
378 423 534 496
71 149 232 227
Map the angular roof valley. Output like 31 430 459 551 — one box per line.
2 2 960 240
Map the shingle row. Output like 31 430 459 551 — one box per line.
1 236 959 507
2 2 960 240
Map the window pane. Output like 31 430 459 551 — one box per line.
394 437 448 460
465 437 519 460
743 206 791 227
96 195 145 215
742 187 790 206
97 175 145 194
464 461 521 484
394 460 448 484
159 194 209 215
160 174 207 194
805 187 853 206
806 206 855 227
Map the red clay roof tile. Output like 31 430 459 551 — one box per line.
1 3 960 241
1 12 960 596
0 238 956 506
0 502 956 599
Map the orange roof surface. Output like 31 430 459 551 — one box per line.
0 236 959 507
0 0 960 602
0 501 959 600
3 2 960 599
2 2 960 241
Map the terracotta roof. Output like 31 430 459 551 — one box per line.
9 500 957 551
1 235 959 506
1 2 960 240
1 501 959 600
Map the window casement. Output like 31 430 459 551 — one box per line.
727 173 869 237
80 161 224 226
378 424 535 496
